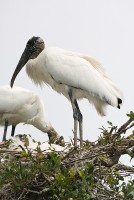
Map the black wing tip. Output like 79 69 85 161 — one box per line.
118 98 122 104
117 98 122 109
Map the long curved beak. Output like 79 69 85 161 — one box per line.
10 47 30 88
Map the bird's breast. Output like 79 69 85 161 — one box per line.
26 56 48 86
26 56 67 96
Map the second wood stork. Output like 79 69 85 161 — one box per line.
10 134 66 152
0 86 60 143
10 37 123 147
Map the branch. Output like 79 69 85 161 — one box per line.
117 118 133 134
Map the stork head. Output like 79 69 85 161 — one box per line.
10 36 45 87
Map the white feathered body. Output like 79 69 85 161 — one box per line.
26 47 123 116
0 86 51 132
10 134 65 152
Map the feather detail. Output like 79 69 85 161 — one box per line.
26 46 123 115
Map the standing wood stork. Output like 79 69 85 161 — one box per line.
0 86 60 143
10 37 123 147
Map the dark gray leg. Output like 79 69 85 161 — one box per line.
68 89 83 147
2 119 8 141
68 89 78 146
73 118 78 146
11 125 16 137
74 100 83 147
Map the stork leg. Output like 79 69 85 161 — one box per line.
68 89 83 147
74 100 83 147
2 119 8 141
73 118 78 146
11 125 16 137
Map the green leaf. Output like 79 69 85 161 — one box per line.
107 121 113 126
78 170 85 178
127 111 134 120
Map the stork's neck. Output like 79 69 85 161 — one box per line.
31 117 60 144
26 51 48 86
32 117 53 134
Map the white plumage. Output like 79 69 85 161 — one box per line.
10 37 123 146
26 47 122 114
9 134 66 152
0 86 59 142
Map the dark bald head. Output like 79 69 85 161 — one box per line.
26 36 45 59
10 36 45 87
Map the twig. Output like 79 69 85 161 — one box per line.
62 146 78 161
26 187 49 194
118 118 132 133
18 188 26 200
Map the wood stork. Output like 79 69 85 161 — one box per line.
10 36 123 147
0 86 60 143
10 134 66 152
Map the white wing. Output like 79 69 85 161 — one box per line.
0 86 36 113
45 48 122 105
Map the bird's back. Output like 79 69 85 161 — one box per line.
0 86 36 112
26 47 123 115
45 48 123 105
0 86 43 125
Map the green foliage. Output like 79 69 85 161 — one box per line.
0 111 134 199
122 180 134 200
0 160 38 191
0 151 95 199
50 162 94 200
127 111 134 120
106 169 124 192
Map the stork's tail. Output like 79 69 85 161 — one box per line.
117 98 122 109
87 82 123 116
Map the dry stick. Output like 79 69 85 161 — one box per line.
62 146 78 161
114 164 134 172
25 188 60 200
42 173 52 184
0 149 18 153
63 138 134 167
109 126 117 135
26 187 49 195
121 122 134 133
18 188 26 200
118 118 132 133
